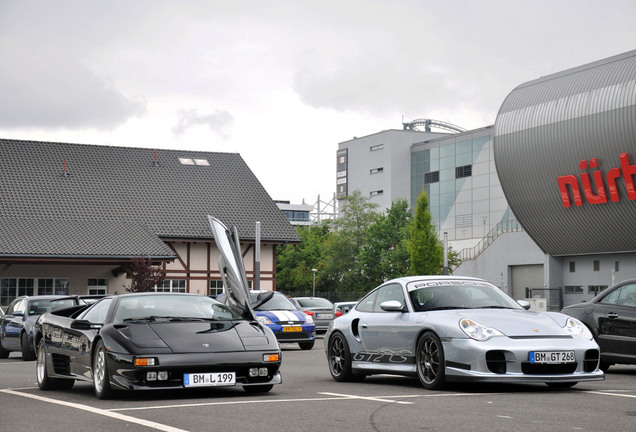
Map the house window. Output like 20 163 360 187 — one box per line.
87 278 108 295
615 261 620 272
370 144 384 152
564 286 583 294
593 260 600 271
569 262 575 272
424 171 440 184
1 278 70 306
370 190 384 197
156 279 187 293
209 280 224 297
455 164 472 178
370 167 384 175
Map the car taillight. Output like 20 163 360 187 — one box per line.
305 311 315 316
335 310 343 317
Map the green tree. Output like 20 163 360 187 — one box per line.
408 190 444 275
276 222 334 291
322 191 379 295
360 198 412 284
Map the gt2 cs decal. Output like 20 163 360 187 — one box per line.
353 349 414 364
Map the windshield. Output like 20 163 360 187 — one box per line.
252 293 297 311
296 298 333 308
408 281 522 312
113 294 245 323
29 299 77 316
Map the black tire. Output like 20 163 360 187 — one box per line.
243 384 274 393
547 382 577 389
416 332 446 390
600 361 612 373
0 340 9 359
299 340 315 350
36 339 74 390
327 332 363 382
93 340 115 399
21 332 35 361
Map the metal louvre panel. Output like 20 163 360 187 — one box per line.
494 50 636 256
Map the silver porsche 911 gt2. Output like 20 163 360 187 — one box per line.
325 276 604 389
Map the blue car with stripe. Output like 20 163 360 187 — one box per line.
218 291 316 350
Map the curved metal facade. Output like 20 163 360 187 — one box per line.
494 50 636 256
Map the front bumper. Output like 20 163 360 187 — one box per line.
442 336 605 383
105 350 282 391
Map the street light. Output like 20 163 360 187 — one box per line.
312 268 317 297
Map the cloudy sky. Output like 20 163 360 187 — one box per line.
1 1 635 205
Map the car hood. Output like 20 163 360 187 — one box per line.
115 320 274 353
208 216 256 321
257 309 308 324
443 309 569 337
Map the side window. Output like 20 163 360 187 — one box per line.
356 290 378 312
79 298 113 323
374 284 406 312
14 299 27 315
6 299 21 315
617 284 636 307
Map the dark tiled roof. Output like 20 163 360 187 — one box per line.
0 139 300 258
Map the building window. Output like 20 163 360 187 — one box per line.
424 171 440 184
455 164 472 178
156 279 186 293
370 144 384 152
370 190 384 197
588 285 607 295
370 167 384 175
178 158 210 166
564 286 583 294
87 278 108 295
593 260 600 271
1 278 69 306
615 261 620 272
209 280 224 298
569 262 575 272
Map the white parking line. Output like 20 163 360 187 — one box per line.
318 391 414 404
584 390 636 399
0 389 189 432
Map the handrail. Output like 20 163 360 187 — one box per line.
458 219 524 261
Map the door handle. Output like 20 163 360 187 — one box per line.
361 323 368 328
607 312 619 319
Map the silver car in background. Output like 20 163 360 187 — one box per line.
290 297 334 333
325 276 604 390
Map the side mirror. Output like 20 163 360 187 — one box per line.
13 311 25 317
380 300 405 312
517 300 531 310
70 320 102 330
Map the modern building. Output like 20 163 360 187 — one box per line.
276 201 313 226
337 49 636 309
0 139 300 307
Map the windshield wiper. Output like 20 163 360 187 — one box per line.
475 305 515 309
426 306 471 311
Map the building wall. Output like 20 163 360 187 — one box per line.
338 129 445 210
0 240 276 307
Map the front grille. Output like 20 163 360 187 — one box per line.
486 350 507 374
521 362 577 375
276 331 311 341
583 349 600 372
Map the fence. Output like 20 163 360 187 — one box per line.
525 287 563 311
281 290 361 303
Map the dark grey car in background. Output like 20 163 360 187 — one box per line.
290 297 334 333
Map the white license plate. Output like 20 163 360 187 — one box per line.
316 313 333 319
184 372 236 387
530 351 575 364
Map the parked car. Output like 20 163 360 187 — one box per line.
0 295 82 361
34 217 282 399
325 276 604 390
333 301 358 318
290 297 334 333
218 291 317 350
561 278 636 372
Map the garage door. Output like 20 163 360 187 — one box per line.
510 264 544 299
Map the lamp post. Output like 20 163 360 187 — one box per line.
312 268 317 297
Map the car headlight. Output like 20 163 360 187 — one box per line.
459 318 504 341
304 314 314 324
563 317 593 339
257 316 274 325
